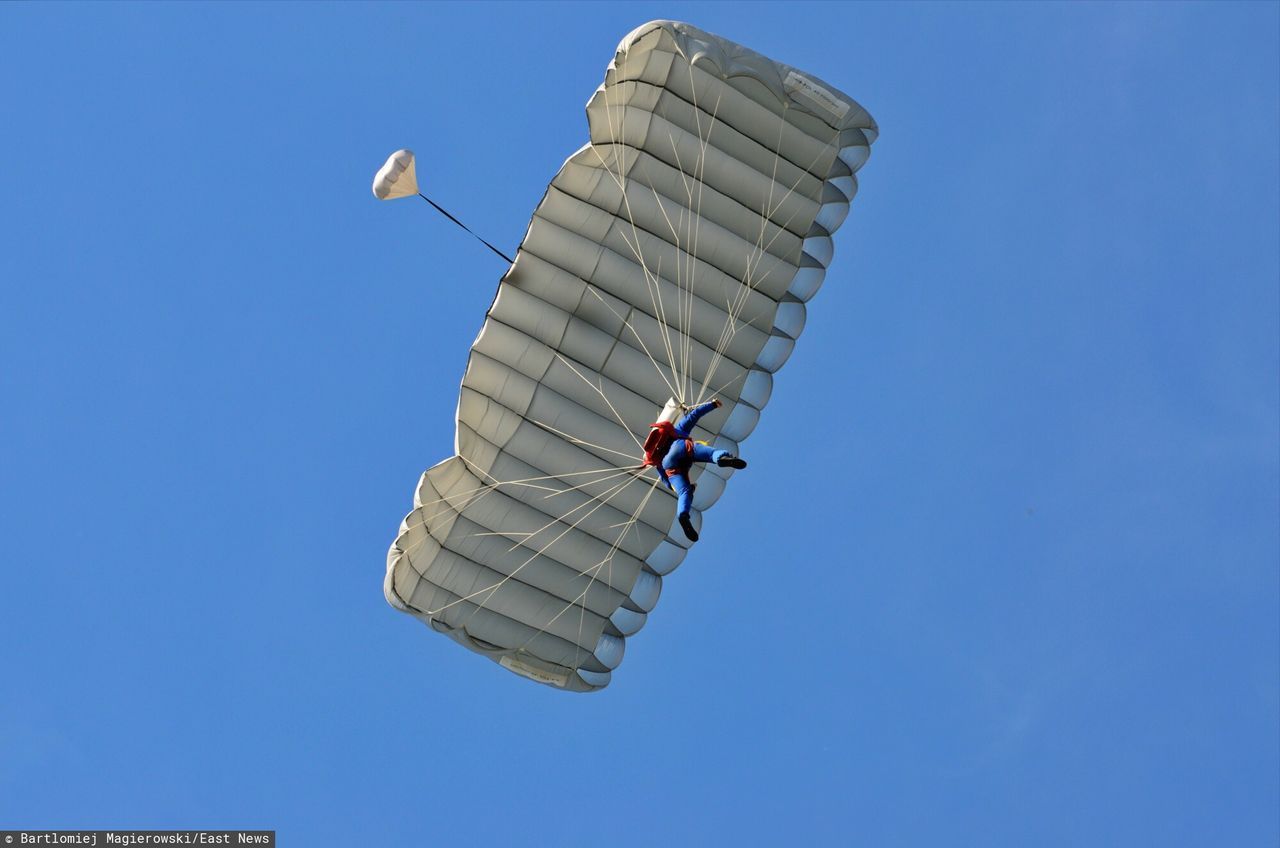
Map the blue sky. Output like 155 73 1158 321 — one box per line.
2 2 1277 845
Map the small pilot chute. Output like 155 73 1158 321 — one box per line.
371 149 418 200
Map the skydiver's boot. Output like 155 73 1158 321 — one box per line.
717 453 747 470
678 513 699 542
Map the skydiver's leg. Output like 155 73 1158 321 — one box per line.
687 442 748 469
663 440 704 541
666 471 699 542
689 443 721 464
662 438 691 469
663 441 713 486
667 471 694 516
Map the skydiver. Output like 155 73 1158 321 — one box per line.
642 399 747 542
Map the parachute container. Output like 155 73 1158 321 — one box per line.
655 398 684 425
385 21 877 691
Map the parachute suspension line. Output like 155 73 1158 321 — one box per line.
496 472 638 555
595 71 686 404
657 132 699 403
582 284 682 402
654 134 692 403
539 466 639 502
678 54 723 405
620 233 682 396
425 472 638 617
669 41 697 403
448 473 642 625
518 473 663 670
552 352 645 452
660 42 722 404
415 192 514 265
455 469 636 543
570 475 663 672
658 136 697 404
696 111 788 406
419 461 630 515
613 182 684 404
643 182 691 397
399 470 513 561
527 64 691 407
529 419 642 463
426 475 637 623
397 463 638 562
452 455 638 553
450 455 638 545
695 120 844 407
702 369 749 405
595 75 670 375
605 77 724 407
670 43 747 409
587 472 661 648
611 41 727 409
404 435 650 627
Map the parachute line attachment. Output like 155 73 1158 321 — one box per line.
417 192 514 266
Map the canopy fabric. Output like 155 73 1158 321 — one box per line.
385 20 877 691
372 149 419 200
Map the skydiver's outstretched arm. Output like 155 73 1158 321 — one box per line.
674 399 722 436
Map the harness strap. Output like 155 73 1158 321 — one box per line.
663 439 696 477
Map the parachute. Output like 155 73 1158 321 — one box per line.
382 20 877 691
372 149 418 200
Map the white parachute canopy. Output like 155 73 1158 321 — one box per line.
383 21 877 692
372 149 418 200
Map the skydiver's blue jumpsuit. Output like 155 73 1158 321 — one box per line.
659 401 730 517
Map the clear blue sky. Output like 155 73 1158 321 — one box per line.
2 2 1277 845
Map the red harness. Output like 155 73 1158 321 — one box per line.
664 439 695 477
642 422 693 475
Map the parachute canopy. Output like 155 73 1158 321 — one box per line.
384 21 876 691
372 149 418 200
